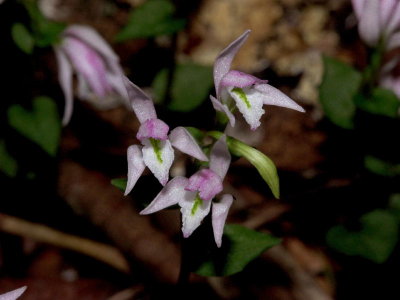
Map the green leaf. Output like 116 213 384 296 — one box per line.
208 131 280 198
115 0 185 41
11 23 35 54
22 1 65 47
319 56 362 129
355 88 400 118
195 224 281 276
8 96 61 156
153 63 214 112
111 178 127 191
0 140 18 177
327 209 398 263
364 155 400 177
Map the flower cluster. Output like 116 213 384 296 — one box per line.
121 30 304 245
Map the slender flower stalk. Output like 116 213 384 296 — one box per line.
140 135 233 247
124 79 208 195
0 287 27 300
55 25 128 125
211 30 304 130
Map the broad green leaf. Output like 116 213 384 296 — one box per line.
208 131 280 198
195 224 281 276
11 23 34 54
355 88 400 118
327 209 398 263
364 155 400 177
111 178 127 191
8 96 61 156
153 63 214 112
0 140 18 177
115 0 185 41
319 56 362 129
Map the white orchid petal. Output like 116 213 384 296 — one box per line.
140 177 190 214
55 47 74 126
214 30 251 98
210 135 231 180
254 84 305 112
142 139 174 186
228 87 265 130
210 95 236 127
0 286 27 300
125 145 146 196
212 194 233 248
179 194 212 238
169 127 208 161
358 0 381 46
124 78 157 123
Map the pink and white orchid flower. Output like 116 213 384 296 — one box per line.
140 135 233 247
55 25 128 125
211 30 304 130
124 80 208 195
352 0 400 48
0 286 27 300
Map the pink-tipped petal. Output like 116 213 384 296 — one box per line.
55 47 74 126
210 135 231 180
124 78 157 123
179 193 212 238
351 0 365 19
169 127 208 161
210 95 236 127
137 119 169 142
212 194 233 248
142 139 174 186
220 70 267 89
140 176 190 214
254 84 305 112
64 25 118 61
0 286 27 300
62 37 111 97
214 30 251 98
125 145 146 195
358 0 381 46
185 169 223 201
228 86 265 130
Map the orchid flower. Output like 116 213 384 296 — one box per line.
352 0 400 48
124 79 208 195
141 135 233 247
55 25 128 125
211 30 304 131
0 286 27 300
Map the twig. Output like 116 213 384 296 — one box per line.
0 213 129 273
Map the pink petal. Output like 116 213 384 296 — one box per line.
220 70 267 89
124 78 157 123
351 0 365 19
214 30 251 98
62 36 112 97
0 286 27 300
254 84 305 112
185 169 223 201
210 135 231 180
358 0 381 46
210 95 236 127
380 0 398 30
212 194 233 248
136 118 169 141
55 47 74 126
140 176 190 214
125 145 146 195
386 2 400 36
387 31 400 50
169 127 208 161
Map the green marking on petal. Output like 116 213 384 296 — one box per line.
191 194 203 216
232 87 251 109
150 138 163 163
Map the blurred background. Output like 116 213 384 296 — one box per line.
1 0 400 299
